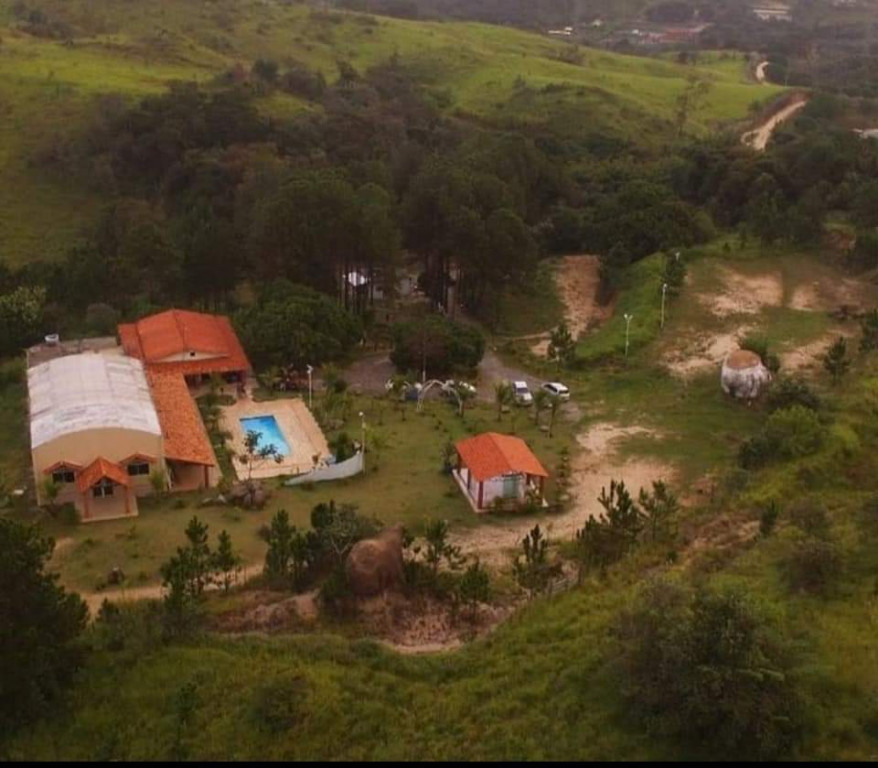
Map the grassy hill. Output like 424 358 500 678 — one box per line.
0 0 785 266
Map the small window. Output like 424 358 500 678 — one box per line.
52 470 75 484
92 479 114 499
127 462 150 477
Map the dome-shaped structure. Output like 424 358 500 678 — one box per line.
721 349 772 401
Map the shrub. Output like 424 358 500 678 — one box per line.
250 673 309 734
612 580 804 759
766 376 821 413
740 333 780 373
764 406 825 459
788 499 831 539
785 537 842 596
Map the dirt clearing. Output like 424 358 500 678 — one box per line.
449 422 676 567
701 267 783 317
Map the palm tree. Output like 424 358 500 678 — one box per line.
494 381 513 422
532 389 550 427
547 394 563 438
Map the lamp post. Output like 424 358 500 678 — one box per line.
359 411 366 473
306 364 313 409
624 313 633 361
661 283 668 330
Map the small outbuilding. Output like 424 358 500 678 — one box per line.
721 349 772 401
453 432 549 513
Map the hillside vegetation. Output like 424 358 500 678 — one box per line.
0 0 783 265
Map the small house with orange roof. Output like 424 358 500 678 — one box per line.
118 309 251 387
453 432 549 513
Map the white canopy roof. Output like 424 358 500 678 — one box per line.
28 353 161 449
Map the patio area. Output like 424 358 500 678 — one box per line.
220 396 331 480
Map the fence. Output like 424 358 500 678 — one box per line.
284 451 364 487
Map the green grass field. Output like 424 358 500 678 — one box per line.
0 0 785 266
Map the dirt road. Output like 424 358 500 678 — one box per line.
742 95 809 151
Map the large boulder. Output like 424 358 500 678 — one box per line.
721 349 772 401
345 526 405 598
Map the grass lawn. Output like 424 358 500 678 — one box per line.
37 394 574 595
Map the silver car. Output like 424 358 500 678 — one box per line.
542 382 570 401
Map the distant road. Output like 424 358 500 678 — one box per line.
742 95 809 151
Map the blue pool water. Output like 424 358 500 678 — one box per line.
240 415 291 457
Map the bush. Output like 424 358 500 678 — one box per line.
740 333 780 373
766 376 821 413
250 673 309 734
612 580 804 759
742 406 825 469
788 499 831 539
785 537 842 596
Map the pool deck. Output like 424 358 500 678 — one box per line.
220 396 331 480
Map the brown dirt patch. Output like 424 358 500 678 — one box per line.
781 328 855 373
665 327 753 378
788 277 871 313
702 268 783 317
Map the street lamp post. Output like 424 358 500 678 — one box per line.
306 364 313 409
661 283 668 330
624 313 634 361
359 411 366 473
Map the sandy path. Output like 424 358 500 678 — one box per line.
81 564 264 617
742 95 809 151
449 422 675 568
755 60 768 84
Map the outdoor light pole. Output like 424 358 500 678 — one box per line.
661 283 668 330
306 364 313 409
624 313 633 361
359 411 366 473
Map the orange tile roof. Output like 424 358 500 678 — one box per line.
77 457 131 493
146 370 217 467
119 310 251 377
455 432 549 483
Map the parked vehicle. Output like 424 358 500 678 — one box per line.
512 380 533 406
442 380 478 398
542 382 571 401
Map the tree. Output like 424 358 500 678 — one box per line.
638 480 679 543
575 480 644 577
512 525 561 597
41 478 61 513
238 430 283 486
662 251 687 296
546 393 563 438
612 580 803 759
823 336 851 384
212 530 241 593
149 468 168 496
160 548 199 637
547 321 576 369
423 519 464 582
859 310 878 354
452 560 490 621
263 510 309 590
494 381 513 422
184 516 212 595
0 285 46 358
390 314 485 377
532 388 549 427
0 519 87 736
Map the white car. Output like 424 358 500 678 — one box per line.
512 380 533 406
542 382 571 402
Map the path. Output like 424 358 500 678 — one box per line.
742 95 809 151
81 564 264 617
755 60 769 84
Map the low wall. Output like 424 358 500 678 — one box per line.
285 451 364 487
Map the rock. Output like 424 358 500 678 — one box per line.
251 488 267 508
345 526 405 598
721 349 772 401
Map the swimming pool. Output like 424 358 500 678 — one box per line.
239 415 291 457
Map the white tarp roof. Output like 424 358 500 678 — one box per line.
28 353 161 449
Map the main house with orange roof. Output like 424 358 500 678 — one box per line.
118 308 251 384
453 432 549 513
25 308 249 522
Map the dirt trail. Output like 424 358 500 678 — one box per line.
449 422 675 568
81 564 264 617
755 60 768 84
529 255 609 356
742 95 809 151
